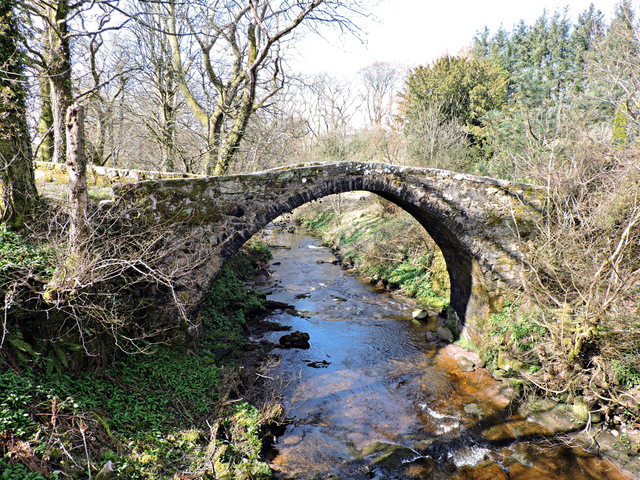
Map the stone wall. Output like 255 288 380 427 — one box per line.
35 161 203 187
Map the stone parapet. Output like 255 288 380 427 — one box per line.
34 161 203 187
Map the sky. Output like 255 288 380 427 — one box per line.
292 0 624 77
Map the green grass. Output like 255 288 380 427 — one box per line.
298 201 450 310
0 224 55 283
0 242 275 480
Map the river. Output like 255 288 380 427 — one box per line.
248 224 631 480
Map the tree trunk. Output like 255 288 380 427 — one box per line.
37 72 54 162
66 105 88 251
47 0 73 163
0 0 37 229
162 92 176 171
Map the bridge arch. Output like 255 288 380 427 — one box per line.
217 173 485 340
112 162 543 344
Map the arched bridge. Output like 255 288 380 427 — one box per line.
106 161 544 345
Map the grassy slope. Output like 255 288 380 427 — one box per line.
295 194 450 311
1 234 278 480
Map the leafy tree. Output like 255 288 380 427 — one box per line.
590 0 640 141
0 0 37 229
470 6 609 178
400 54 506 146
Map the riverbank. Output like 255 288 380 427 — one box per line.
0 238 283 479
292 193 640 478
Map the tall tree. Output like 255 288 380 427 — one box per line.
32 0 73 164
127 3 183 171
359 62 400 127
26 0 124 164
146 0 365 175
401 55 506 141
0 0 37 228
588 0 640 140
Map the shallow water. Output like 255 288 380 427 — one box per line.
249 225 631 480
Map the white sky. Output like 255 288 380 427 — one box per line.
292 0 624 77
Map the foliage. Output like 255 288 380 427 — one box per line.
0 224 55 283
0 457 48 480
400 55 507 149
212 402 272 480
0 247 274 479
0 0 36 229
200 242 270 358
486 302 547 355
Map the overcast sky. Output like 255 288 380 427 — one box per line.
291 0 625 76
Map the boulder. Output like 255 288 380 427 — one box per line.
497 351 523 372
457 356 476 372
436 327 454 343
278 331 310 349
412 309 429 320
463 402 484 419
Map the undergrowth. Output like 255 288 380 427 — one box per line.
296 195 450 310
0 241 277 479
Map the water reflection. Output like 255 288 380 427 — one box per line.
249 225 631 480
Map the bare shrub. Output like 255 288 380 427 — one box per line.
2 195 203 365
519 145 640 420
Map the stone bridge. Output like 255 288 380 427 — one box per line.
99 161 545 345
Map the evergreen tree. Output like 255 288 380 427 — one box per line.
401 55 506 137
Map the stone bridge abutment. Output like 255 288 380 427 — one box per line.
105 162 544 345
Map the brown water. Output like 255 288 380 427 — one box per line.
249 225 631 480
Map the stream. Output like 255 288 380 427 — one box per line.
248 224 631 480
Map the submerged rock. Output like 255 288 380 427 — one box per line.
262 321 291 331
371 445 419 471
457 356 476 372
463 402 484 419
264 300 293 310
279 331 310 349
436 326 454 343
307 360 330 368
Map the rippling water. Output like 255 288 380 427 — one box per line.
248 225 631 480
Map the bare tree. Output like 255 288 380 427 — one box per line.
122 3 185 171
26 0 127 164
230 92 310 173
403 100 470 170
359 61 400 127
140 0 366 175
76 31 133 167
